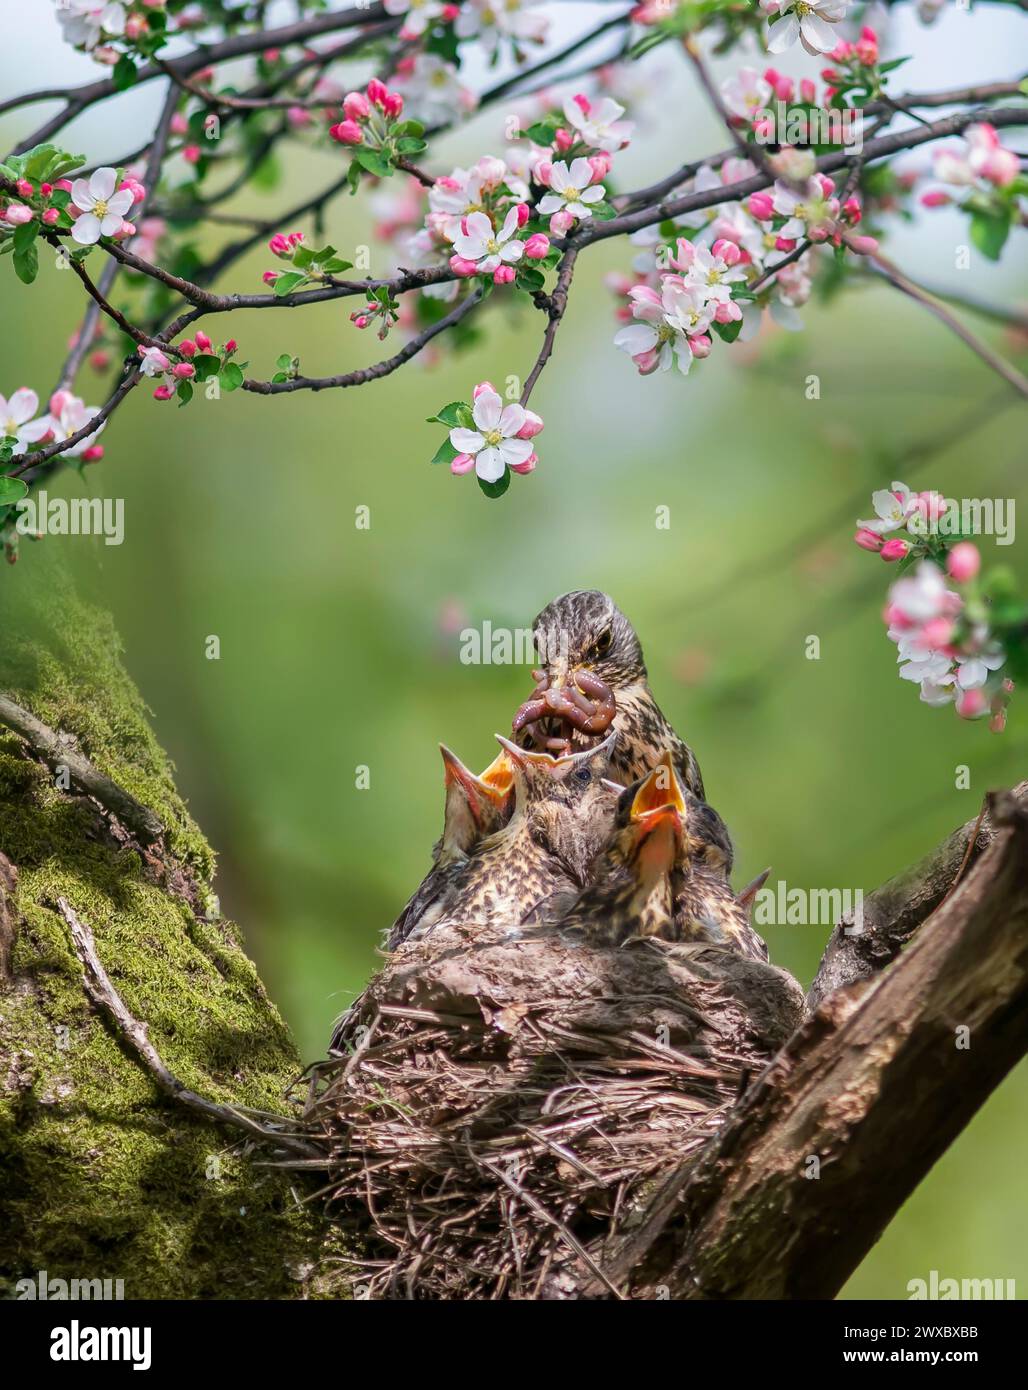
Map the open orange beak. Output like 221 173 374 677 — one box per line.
629 752 687 821
439 744 514 815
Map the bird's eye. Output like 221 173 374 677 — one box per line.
573 766 592 785
589 628 613 661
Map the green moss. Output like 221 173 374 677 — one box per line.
0 551 346 1298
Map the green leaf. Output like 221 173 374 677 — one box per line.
524 121 558 147
587 200 618 222
354 148 393 179
712 317 743 344
515 264 545 292
0 475 28 507
192 353 222 381
430 438 459 467
968 208 1010 262
272 271 307 297
219 362 244 391
12 241 38 285
478 468 511 499
275 353 293 371
395 137 427 155
113 55 138 90
393 119 425 138
426 401 469 428
320 257 352 274
176 380 193 406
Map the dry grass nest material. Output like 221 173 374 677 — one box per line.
299 919 804 1299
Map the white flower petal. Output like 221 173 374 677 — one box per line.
475 446 505 483
499 438 533 468
449 428 483 453
89 167 117 201
472 389 502 431
498 403 526 437
71 213 102 244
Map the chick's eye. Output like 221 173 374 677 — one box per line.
573 767 592 785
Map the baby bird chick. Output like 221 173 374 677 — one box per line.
404 731 619 942
559 753 768 960
386 745 514 950
518 589 706 800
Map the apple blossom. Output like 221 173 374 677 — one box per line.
70 167 134 244
384 0 446 40
537 158 605 222
764 0 851 57
562 95 634 152
450 207 527 276
857 482 918 535
720 69 773 123
448 388 535 483
138 346 172 377
455 0 549 58
0 389 43 449
947 542 981 583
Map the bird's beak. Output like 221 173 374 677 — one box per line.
440 744 513 809
737 867 771 915
632 803 681 877
494 730 616 777
629 752 686 821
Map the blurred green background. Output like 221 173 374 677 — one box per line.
2 5 1026 1300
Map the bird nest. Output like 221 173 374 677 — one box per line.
300 919 804 1299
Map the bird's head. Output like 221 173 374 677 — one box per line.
532 590 646 693
606 752 732 880
438 744 515 858
607 752 687 887
494 731 620 877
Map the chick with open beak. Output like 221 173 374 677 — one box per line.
512 590 705 799
400 732 620 944
386 745 514 950
556 753 767 959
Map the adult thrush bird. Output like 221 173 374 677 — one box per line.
386 745 514 950
401 732 619 943
558 754 767 960
513 589 706 802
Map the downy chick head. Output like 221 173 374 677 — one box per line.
438 745 515 862
494 730 619 882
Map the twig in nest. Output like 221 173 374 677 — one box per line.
0 693 164 843
56 897 320 1159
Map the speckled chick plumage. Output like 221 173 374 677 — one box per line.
528 589 706 802
400 734 619 945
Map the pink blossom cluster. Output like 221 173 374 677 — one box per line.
885 557 1010 726
329 80 403 146
1 385 104 460
138 331 236 400
921 123 1021 208
448 382 543 484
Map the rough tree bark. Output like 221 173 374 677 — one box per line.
1 553 1024 1300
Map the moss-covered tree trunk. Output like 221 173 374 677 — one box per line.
0 548 338 1298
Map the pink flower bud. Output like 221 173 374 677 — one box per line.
688 334 712 359
748 191 774 221
343 90 371 121
516 410 544 439
799 78 816 104
535 160 553 187
329 120 364 145
54 179 73 193
493 264 516 285
847 234 879 255
523 233 550 259
153 385 174 400
41 207 60 226
770 74 794 102
956 688 988 720
178 339 196 357
514 202 530 227
451 452 475 475
510 452 537 475
40 183 53 197
472 381 496 400
880 539 909 562
351 314 370 329
4 204 33 225
366 78 389 108
920 190 950 208
549 209 574 235
588 153 612 182
843 196 861 223
947 542 981 583
268 233 290 255
449 254 479 277
89 349 111 371
16 179 33 198
172 362 196 379
120 176 146 204
553 128 573 153
711 237 741 266
225 339 237 353
382 91 404 119
262 270 280 285
81 444 104 463
183 144 201 164
264 48 280 63
854 528 883 552
774 236 797 252
170 113 188 135
287 106 312 128
194 330 212 352
442 3 459 17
